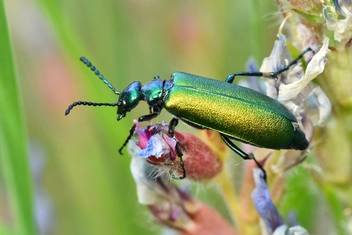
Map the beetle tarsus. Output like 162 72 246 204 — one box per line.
226 47 314 82
272 48 314 77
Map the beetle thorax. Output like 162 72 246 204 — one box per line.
141 79 165 108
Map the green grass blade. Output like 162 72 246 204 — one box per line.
0 1 35 234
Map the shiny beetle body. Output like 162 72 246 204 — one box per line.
163 72 308 150
66 48 312 179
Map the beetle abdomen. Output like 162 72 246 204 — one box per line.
164 72 308 150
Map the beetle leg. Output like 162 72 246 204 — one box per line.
271 47 314 77
168 117 178 136
171 143 186 180
225 47 314 83
119 124 136 154
220 134 267 181
220 134 251 159
138 112 160 122
225 72 264 84
168 118 187 180
119 112 160 154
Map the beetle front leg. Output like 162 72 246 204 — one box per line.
220 134 267 182
119 112 160 155
168 118 186 180
119 124 136 154
138 112 161 122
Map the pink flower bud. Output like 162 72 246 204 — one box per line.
128 121 222 180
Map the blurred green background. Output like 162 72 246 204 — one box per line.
1 0 280 234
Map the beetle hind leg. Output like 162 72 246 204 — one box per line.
271 47 314 78
225 47 314 83
220 134 267 182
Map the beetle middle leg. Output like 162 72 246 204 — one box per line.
225 47 314 83
168 117 186 180
220 134 267 182
119 112 160 154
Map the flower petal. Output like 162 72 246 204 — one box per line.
137 134 173 159
128 121 222 180
130 157 236 234
251 168 284 233
324 5 352 50
306 86 332 126
130 158 164 205
273 225 309 235
278 37 330 102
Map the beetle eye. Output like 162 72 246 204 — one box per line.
118 100 127 106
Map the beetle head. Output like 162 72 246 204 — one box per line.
117 81 143 120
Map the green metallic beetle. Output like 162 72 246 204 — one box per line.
65 48 312 179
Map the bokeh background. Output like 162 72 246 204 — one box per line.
1 0 302 234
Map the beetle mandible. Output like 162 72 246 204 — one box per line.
65 48 313 180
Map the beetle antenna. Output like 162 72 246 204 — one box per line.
80 57 121 95
65 101 118 115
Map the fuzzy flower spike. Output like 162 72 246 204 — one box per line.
128 120 222 180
